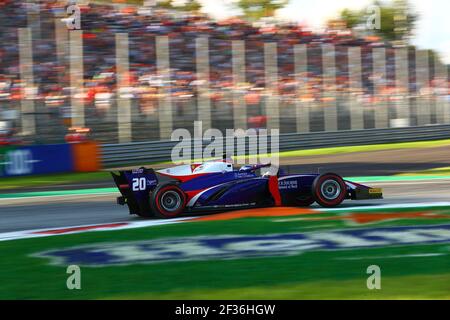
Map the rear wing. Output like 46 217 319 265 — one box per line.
111 167 158 215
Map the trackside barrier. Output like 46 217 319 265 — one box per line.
0 144 74 177
0 141 101 177
100 125 450 167
71 141 102 172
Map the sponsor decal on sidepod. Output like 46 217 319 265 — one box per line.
34 224 450 267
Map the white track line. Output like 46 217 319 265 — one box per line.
321 202 450 212
2 201 450 242
0 217 195 242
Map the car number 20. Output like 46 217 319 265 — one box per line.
132 177 146 191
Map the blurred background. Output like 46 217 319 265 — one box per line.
0 0 448 147
0 0 450 300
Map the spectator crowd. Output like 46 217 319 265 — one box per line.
0 0 449 142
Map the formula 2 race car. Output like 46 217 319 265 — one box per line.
111 158 383 218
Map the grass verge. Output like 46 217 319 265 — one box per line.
398 167 450 177
106 273 450 300
0 171 110 190
0 206 449 299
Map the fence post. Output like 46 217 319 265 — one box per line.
322 44 338 131
446 65 450 124
373 47 389 128
18 27 36 136
264 42 279 130
156 36 173 139
69 29 85 128
434 55 449 124
54 12 68 87
395 47 410 126
26 0 41 40
294 44 309 133
232 40 247 130
116 33 132 143
348 46 364 130
416 49 431 125
196 37 211 131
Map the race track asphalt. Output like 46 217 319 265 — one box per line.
1 178 450 233
1 145 450 233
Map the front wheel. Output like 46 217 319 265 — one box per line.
312 173 346 208
150 183 186 218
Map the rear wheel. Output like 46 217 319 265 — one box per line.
150 183 186 218
312 173 346 208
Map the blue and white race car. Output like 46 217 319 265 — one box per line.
111 158 383 218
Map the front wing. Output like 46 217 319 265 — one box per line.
346 181 383 200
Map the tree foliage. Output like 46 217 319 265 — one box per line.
338 0 417 42
339 8 361 29
156 0 202 12
237 0 289 21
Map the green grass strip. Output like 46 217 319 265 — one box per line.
397 167 450 176
0 171 110 190
105 273 450 300
1 208 449 299
0 188 117 199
